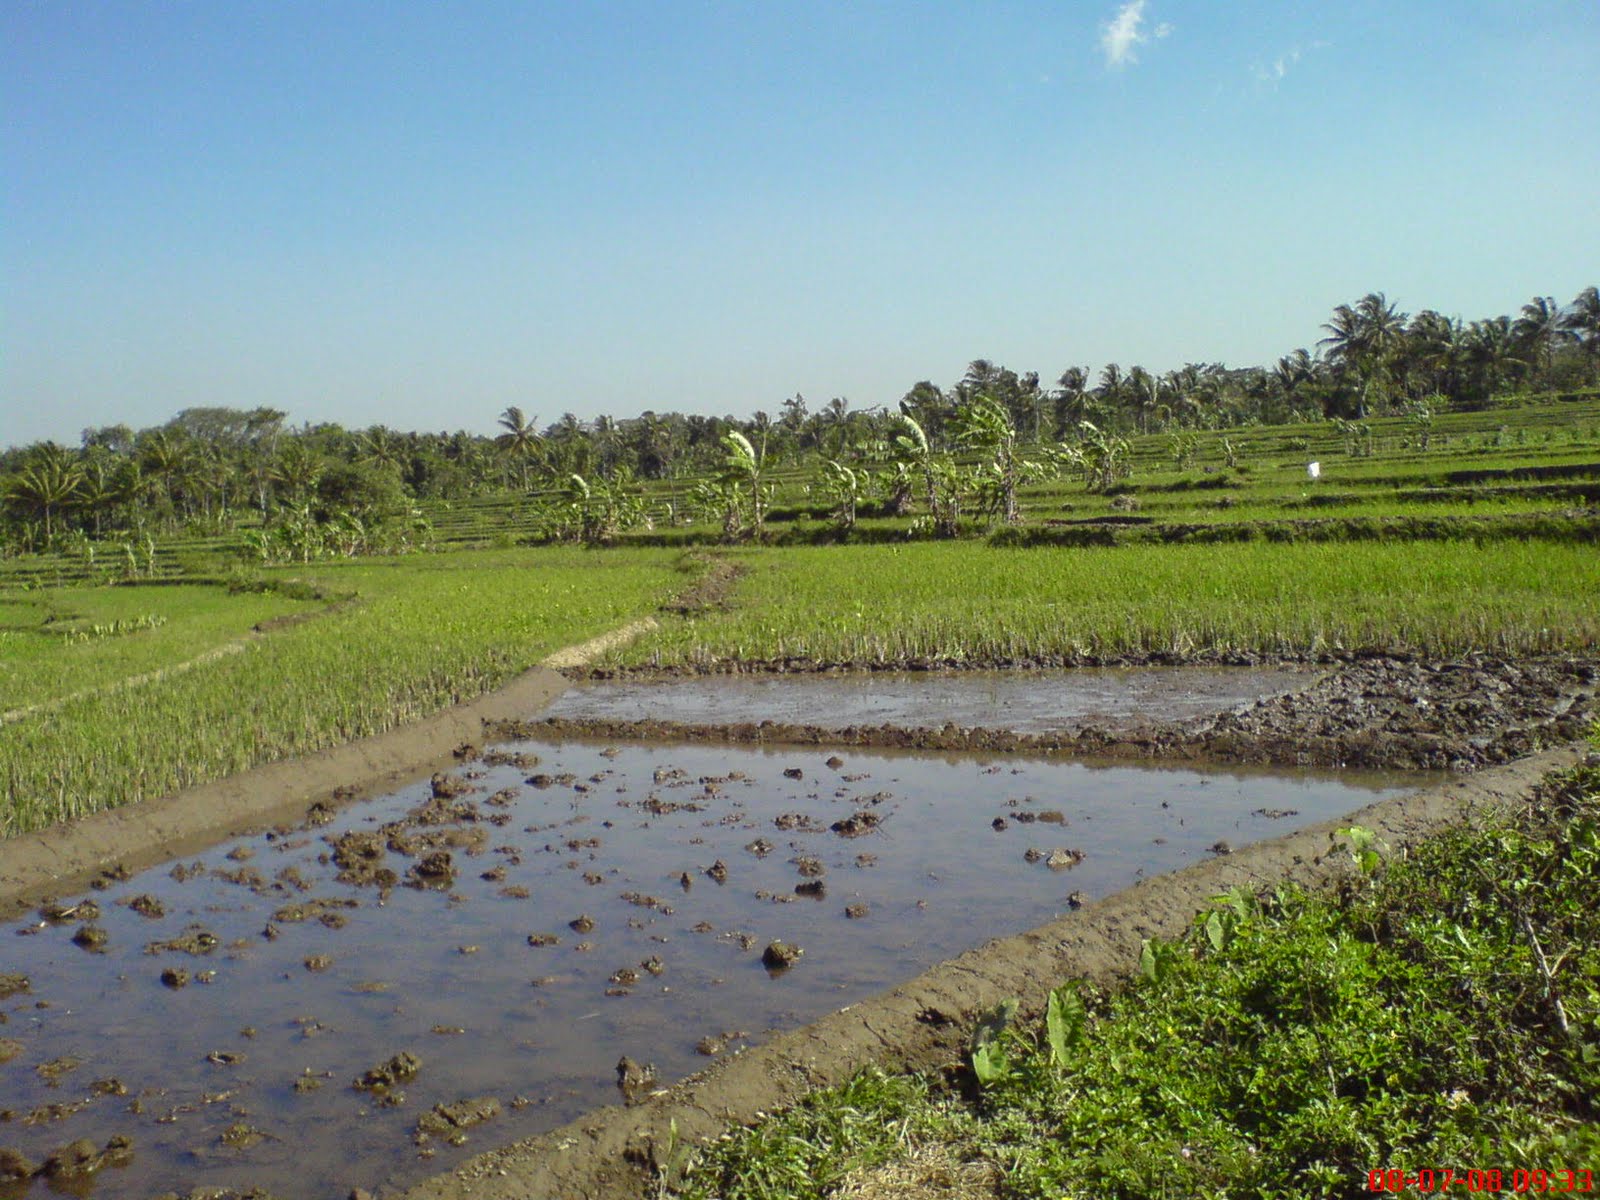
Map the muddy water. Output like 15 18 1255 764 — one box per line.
0 739 1420 1199
549 666 1318 731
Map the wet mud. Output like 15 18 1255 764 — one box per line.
398 743 1586 1200
0 738 1417 1198
536 654 1598 773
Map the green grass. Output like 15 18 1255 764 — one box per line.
0 582 321 713
0 546 683 835
609 539 1600 668
674 758 1600 1200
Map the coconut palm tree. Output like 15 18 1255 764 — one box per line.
1319 293 1407 416
1561 286 1600 367
496 407 542 490
1513 296 1569 384
1458 317 1526 406
3 446 84 542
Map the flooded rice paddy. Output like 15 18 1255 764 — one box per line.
3 724 1421 1197
547 665 1317 732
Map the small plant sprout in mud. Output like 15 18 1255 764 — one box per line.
1335 824 1388 876
968 997 1020 1087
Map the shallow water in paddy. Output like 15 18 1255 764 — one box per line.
547 665 1317 731
0 738 1420 1199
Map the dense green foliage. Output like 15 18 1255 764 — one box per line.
3 288 1596 556
675 759 1600 1200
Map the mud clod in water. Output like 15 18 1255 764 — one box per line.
409 851 456 887
0 1148 35 1181
40 1133 133 1179
705 859 729 883
761 941 803 970
354 1052 422 1094
304 955 334 972
71 923 109 952
39 899 100 923
415 1096 501 1143
568 914 595 934
830 811 881 838
160 967 190 989
146 925 220 956
0 973 30 999
430 773 474 800
845 902 870 919
220 1122 270 1149
615 1057 655 1103
124 893 167 919
0 1038 23 1064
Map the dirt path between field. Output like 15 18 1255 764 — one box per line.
0 619 654 919
395 740 1589 1200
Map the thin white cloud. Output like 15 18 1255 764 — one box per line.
1100 1 1170 69
1251 41 1328 87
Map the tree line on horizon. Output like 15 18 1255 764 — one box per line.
3 286 1597 554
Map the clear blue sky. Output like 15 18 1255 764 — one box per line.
5 1 1597 447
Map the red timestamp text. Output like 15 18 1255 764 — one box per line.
1368 1169 1595 1194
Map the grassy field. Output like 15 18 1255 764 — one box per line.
0 546 683 835
3 395 1597 835
0 581 321 714
608 539 1600 668
673 754 1600 1200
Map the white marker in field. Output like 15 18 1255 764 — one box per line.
1307 461 1321 480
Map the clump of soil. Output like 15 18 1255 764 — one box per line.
0 1038 23 1064
123 894 166 919
145 925 219 956
615 1057 656 1104
845 902 870 919
39 1134 133 1180
415 1096 501 1143
354 1051 422 1094
408 851 455 887
71 924 108 952
761 941 803 970
0 973 30 999
569 914 595 933
831 812 882 838
160 967 190 989
429 773 475 800
219 1122 270 1149
1024 847 1085 869
0 1148 35 1181
39 899 99 923
35 1055 81 1085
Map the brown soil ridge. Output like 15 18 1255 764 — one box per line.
396 741 1587 1200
